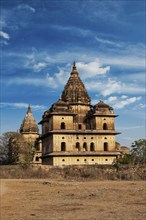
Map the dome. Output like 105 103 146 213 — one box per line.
95 100 110 109
61 62 91 105
49 99 72 113
94 100 114 113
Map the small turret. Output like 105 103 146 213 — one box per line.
20 104 39 133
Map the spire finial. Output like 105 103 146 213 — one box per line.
73 61 76 67
72 61 77 71
27 104 31 113
71 61 78 76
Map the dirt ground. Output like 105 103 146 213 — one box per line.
0 179 145 220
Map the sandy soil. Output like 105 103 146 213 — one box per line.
0 179 145 220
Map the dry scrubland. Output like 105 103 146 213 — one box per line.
0 165 146 220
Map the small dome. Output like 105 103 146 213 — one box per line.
95 100 110 109
93 100 114 113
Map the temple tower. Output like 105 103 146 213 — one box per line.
61 62 91 129
40 63 121 166
20 104 41 163
20 104 39 142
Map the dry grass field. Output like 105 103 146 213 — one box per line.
1 179 145 220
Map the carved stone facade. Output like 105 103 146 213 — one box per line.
20 104 42 163
39 63 121 166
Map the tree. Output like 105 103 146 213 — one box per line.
115 154 131 165
0 134 9 164
0 132 36 165
131 139 146 165
114 139 146 166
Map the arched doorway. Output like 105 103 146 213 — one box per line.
60 122 66 129
90 142 95 151
61 142 66 151
83 142 87 151
76 142 80 151
104 142 108 151
103 123 108 130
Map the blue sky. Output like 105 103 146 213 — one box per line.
0 0 145 147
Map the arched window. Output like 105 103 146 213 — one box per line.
103 123 108 130
90 142 95 151
35 156 39 161
61 142 66 151
83 142 87 151
60 122 66 129
76 142 80 151
104 142 108 151
78 124 82 129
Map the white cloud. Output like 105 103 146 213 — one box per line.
93 95 142 110
101 78 123 96
122 85 145 95
105 96 118 103
46 74 58 89
77 60 110 79
121 95 128 99
138 103 146 109
102 55 145 68
51 25 93 38
120 72 145 84
0 31 10 40
24 50 49 72
95 36 123 47
54 67 68 85
7 70 67 89
113 96 141 109
17 4 35 13
86 75 145 96
100 42 145 68
0 102 46 110
33 62 48 72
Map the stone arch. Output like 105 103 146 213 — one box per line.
104 142 108 151
83 142 87 151
76 142 80 151
90 142 95 151
60 122 66 129
78 124 82 129
103 123 108 130
35 156 39 162
61 142 66 151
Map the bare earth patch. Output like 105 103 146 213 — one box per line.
0 179 145 220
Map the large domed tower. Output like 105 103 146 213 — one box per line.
40 62 121 166
61 62 91 129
